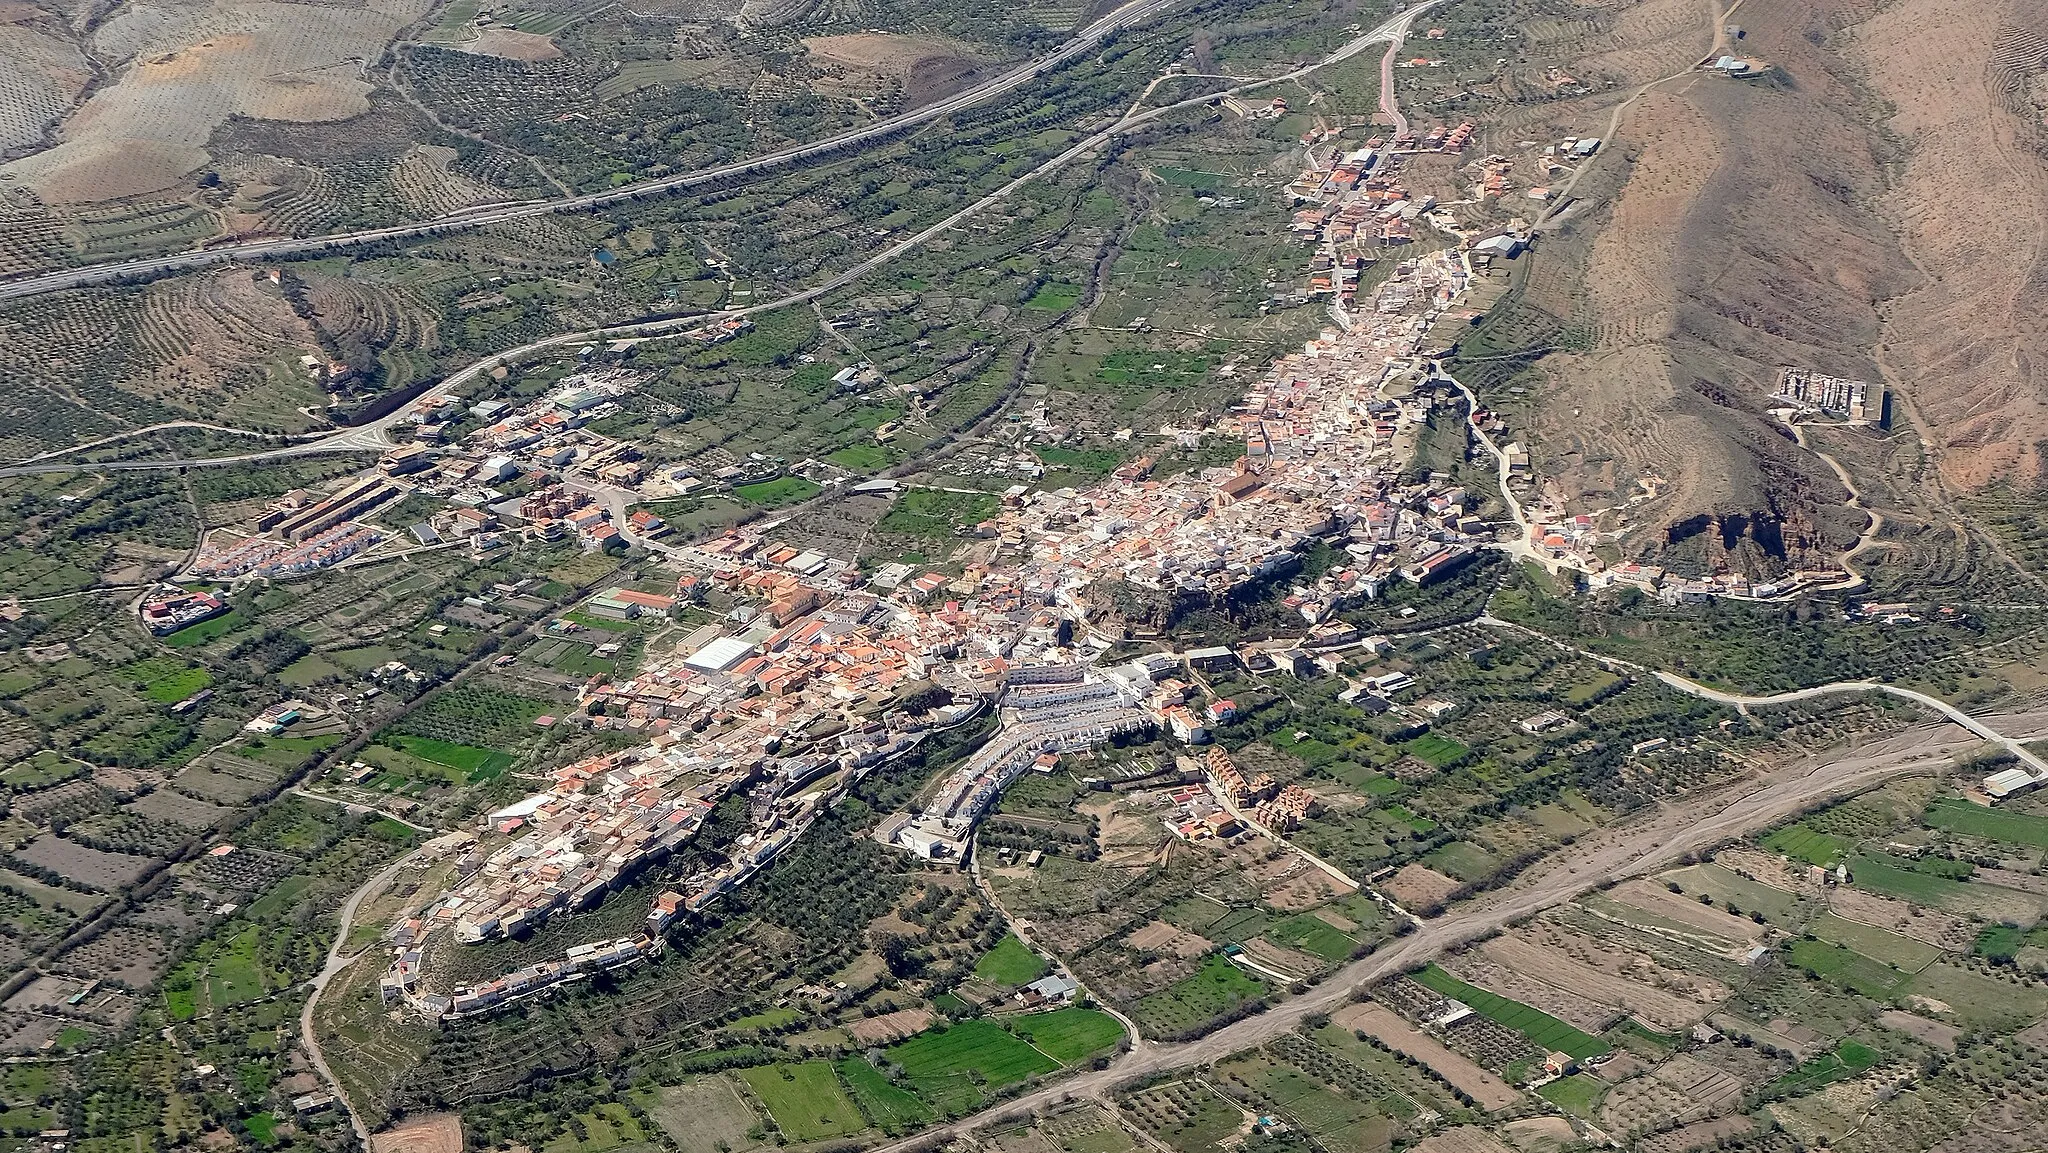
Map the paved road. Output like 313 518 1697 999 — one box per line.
299 839 439 1146
858 719 1968 1145
3 0 1449 479
1378 38 1408 139
0 0 1182 304
1477 612 2048 776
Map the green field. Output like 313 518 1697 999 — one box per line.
1763 823 1854 866
1132 954 1266 1038
837 1057 931 1133
884 1020 1059 1115
878 488 1000 540
826 444 892 471
1401 733 1469 769
974 934 1050 985
1010 1008 1124 1064
730 1006 804 1031
1845 854 1978 906
162 611 242 647
1810 913 1942 970
1025 282 1084 310
1411 965 1611 1059
738 1062 866 1141
1266 913 1357 963
1034 445 1124 476
124 658 212 703
383 734 514 780
1786 939 1912 999
1423 840 1498 884
734 476 822 507
1923 800 2048 848
1766 1041 1878 1097
1536 1073 1605 1117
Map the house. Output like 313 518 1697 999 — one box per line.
1026 973 1081 1003
1186 646 1238 672
1471 234 1522 261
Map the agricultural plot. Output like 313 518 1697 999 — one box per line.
540 1102 649 1153
1010 1008 1124 1064
1132 955 1266 1040
1809 913 1942 971
1535 1073 1604 1118
175 753 287 804
10 836 155 892
1265 913 1360 963
1215 1052 1388 1148
735 477 823 507
388 684 548 750
975 933 1049 985
1410 966 1611 1060
1034 1104 1134 1153
1922 800 2048 848
1762 824 1853 867
382 735 514 780
884 1020 1059 1114
738 1062 867 1142
876 488 1001 540
1119 1079 1247 1153
1845 854 2041 922
1330 1003 1520 1111
1785 940 1913 1000
1903 963 2048 1030
837 1057 931 1133
635 1078 767 1153
120 658 212 704
1402 734 1469 770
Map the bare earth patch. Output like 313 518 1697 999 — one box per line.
1601 879 1773 955
464 28 560 61
1500 1117 1577 1153
1381 863 1463 914
1411 1127 1515 1153
1876 1009 1960 1051
1639 1117 1755 1153
802 32 978 73
2 0 428 202
1333 1003 1519 1111
371 1112 463 1153
1126 920 1214 958
848 1006 934 1045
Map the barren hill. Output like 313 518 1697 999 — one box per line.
1461 0 2048 574
1852 0 2048 491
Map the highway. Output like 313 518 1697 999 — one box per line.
1 0 1449 479
0 0 1182 304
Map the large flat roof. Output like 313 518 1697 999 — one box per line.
684 636 755 674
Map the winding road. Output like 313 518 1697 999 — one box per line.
300 836 443 1146
1476 611 2048 775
